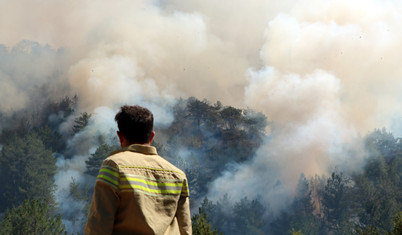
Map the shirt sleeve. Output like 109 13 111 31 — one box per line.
176 178 192 235
84 160 120 235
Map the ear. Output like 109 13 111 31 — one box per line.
149 131 155 144
117 131 126 147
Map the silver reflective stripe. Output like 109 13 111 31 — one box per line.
119 174 184 195
96 166 119 189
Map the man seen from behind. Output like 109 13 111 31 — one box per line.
85 105 192 235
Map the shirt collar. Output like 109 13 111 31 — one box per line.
126 144 158 155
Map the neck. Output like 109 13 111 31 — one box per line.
123 142 151 148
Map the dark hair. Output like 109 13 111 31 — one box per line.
115 105 154 144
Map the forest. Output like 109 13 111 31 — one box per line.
0 95 401 235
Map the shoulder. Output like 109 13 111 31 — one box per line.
104 149 187 178
98 151 127 174
157 155 185 174
148 154 188 180
102 149 131 166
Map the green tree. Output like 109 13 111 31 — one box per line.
291 229 303 235
322 172 354 234
85 143 117 176
243 108 268 143
186 97 211 131
270 210 293 235
389 211 402 235
354 226 382 235
36 125 63 152
354 141 401 231
73 112 92 134
365 128 399 157
0 132 57 212
354 211 402 235
43 96 77 130
0 199 67 235
294 174 315 216
44 96 76 120
68 178 92 231
192 208 222 235
232 197 266 235
69 177 92 204
204 101 223 131
219 106 242 131
198 196 230 234
289 175 322 235
174 154 201 203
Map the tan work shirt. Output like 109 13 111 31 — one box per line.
84 144 192 235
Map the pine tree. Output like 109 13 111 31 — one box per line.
289 174 322 235
85 143 117 176
192 208 222 235
390 211 402 235
322 172 353 234
0 199 67 235
290 229 303 235
0 132 57 212
232 197 266 235
72 112 92 134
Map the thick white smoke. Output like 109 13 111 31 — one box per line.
208 68 364 214
54 154 91 231
0 0 295 110
0 41 71 113
208 0 402 214
2 0 402 228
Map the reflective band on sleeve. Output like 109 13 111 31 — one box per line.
100 167 119 177
120 166 186 176
181 181 189 196
96 166 120 189
119 175 185 196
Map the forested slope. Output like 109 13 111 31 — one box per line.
0 96 401 234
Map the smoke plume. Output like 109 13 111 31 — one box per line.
208 0 402 213
2 0 402 229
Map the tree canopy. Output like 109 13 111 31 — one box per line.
0 96 401 234
0 199 67 235
0 132 57 211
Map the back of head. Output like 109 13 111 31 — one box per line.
115 105 154 144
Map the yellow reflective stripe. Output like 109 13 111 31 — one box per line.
123 173 184 182
120 166 185 176
120 189 179 197
101 165 118 171
97 178 119 190
181 189 189 195
97 174 119 186
182 187 189 193
122 177 184 187
120 184 182 194
99 168 119 177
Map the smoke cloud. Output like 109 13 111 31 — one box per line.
54 154 91 230
2 0 402 227
208 0 402 213
0 41 70 113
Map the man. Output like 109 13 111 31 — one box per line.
85 105 192 235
